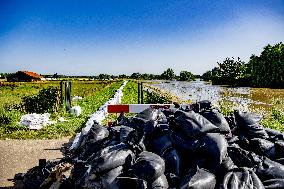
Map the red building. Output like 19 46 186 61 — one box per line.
7 71 43 82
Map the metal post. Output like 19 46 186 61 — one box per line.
60 81 64 106
141 82 143 104
65 81 71 111
138 82 140 104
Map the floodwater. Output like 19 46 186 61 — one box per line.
150 80 284 115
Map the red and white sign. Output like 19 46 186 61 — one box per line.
107 104 191 113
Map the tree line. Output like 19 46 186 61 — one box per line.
202 42 284 88
1 69 196 81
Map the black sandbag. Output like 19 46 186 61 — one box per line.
86 123 110 143
136 108 159 121
275 158 284 165
256 157 284 180
216 156 236 177
180 167 216 189
101 166 123 189
162 148 180 175
265 128 284 141
234 110 269 139
169 130 199 152
227 144 262 168
196 133 228 167
263 179 284 189
174 110 219 138
129 151 165 182
200 109 231 134
275 140 284 159
120 126 134 142
221 168 264 189
91 143 135 173
150 174 169 189
191 100 212 113
113 177 147 189
249 138 276 159
165 173 180 189
150 134 172 155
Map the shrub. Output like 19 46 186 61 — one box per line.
22 87 61 113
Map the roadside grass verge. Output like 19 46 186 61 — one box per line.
0 80 123 139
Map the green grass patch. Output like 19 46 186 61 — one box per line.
0 80 123 139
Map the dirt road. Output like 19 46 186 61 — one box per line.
0 138 71 188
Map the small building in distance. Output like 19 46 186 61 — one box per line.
7 71 43 82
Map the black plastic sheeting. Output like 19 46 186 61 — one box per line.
13 101 284 189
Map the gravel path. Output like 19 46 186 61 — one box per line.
0 138 71 188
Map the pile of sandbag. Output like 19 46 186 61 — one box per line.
14 100 284 189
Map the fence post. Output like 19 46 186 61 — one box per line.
138 82 141 104
60 81 64 106
65 81 71 111
141 82 143 104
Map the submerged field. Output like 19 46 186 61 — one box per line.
0 80 123 139
150 80 284 132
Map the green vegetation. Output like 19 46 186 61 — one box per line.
0 80 122 139
22 87 60 113
121 80 139 104
202 42 284 88
179 71 195 81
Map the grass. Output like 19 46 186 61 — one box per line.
0 80 123 139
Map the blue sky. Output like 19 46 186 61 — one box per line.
0 0 284 75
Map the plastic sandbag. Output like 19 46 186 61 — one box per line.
166 173 180 189
265 128 284 141
120 126 134 142
197 133 228 167
88 123 110 143
200 109 231 134
101 166 123 189
275 140 284 159
180 167 216 189
162 148 180 175
174 110 219 138
150 174 169 189
221 168 264 189
191 100 212 113
129 151 165 182
91 143 135 173
136 108 159 121
262 179 284 189
234 110 269 139
256 157 284 180
150 134 172 155
228 144 262 168
113 177 147 189
249 138 276 159
170 131 199 152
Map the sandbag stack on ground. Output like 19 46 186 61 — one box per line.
13 100 284 189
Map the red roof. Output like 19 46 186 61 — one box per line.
19 71 42 78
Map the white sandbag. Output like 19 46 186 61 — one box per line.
19 113 56 130
70 106 82 117
70 81 128 150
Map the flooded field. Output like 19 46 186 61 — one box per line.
150 80 284 115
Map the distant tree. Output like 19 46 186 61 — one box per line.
161 68 175 80
130 72 142 79
249 42 284 88
118 74 127 79
201 70 212 81
98 74 111 80
179 71 195 81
